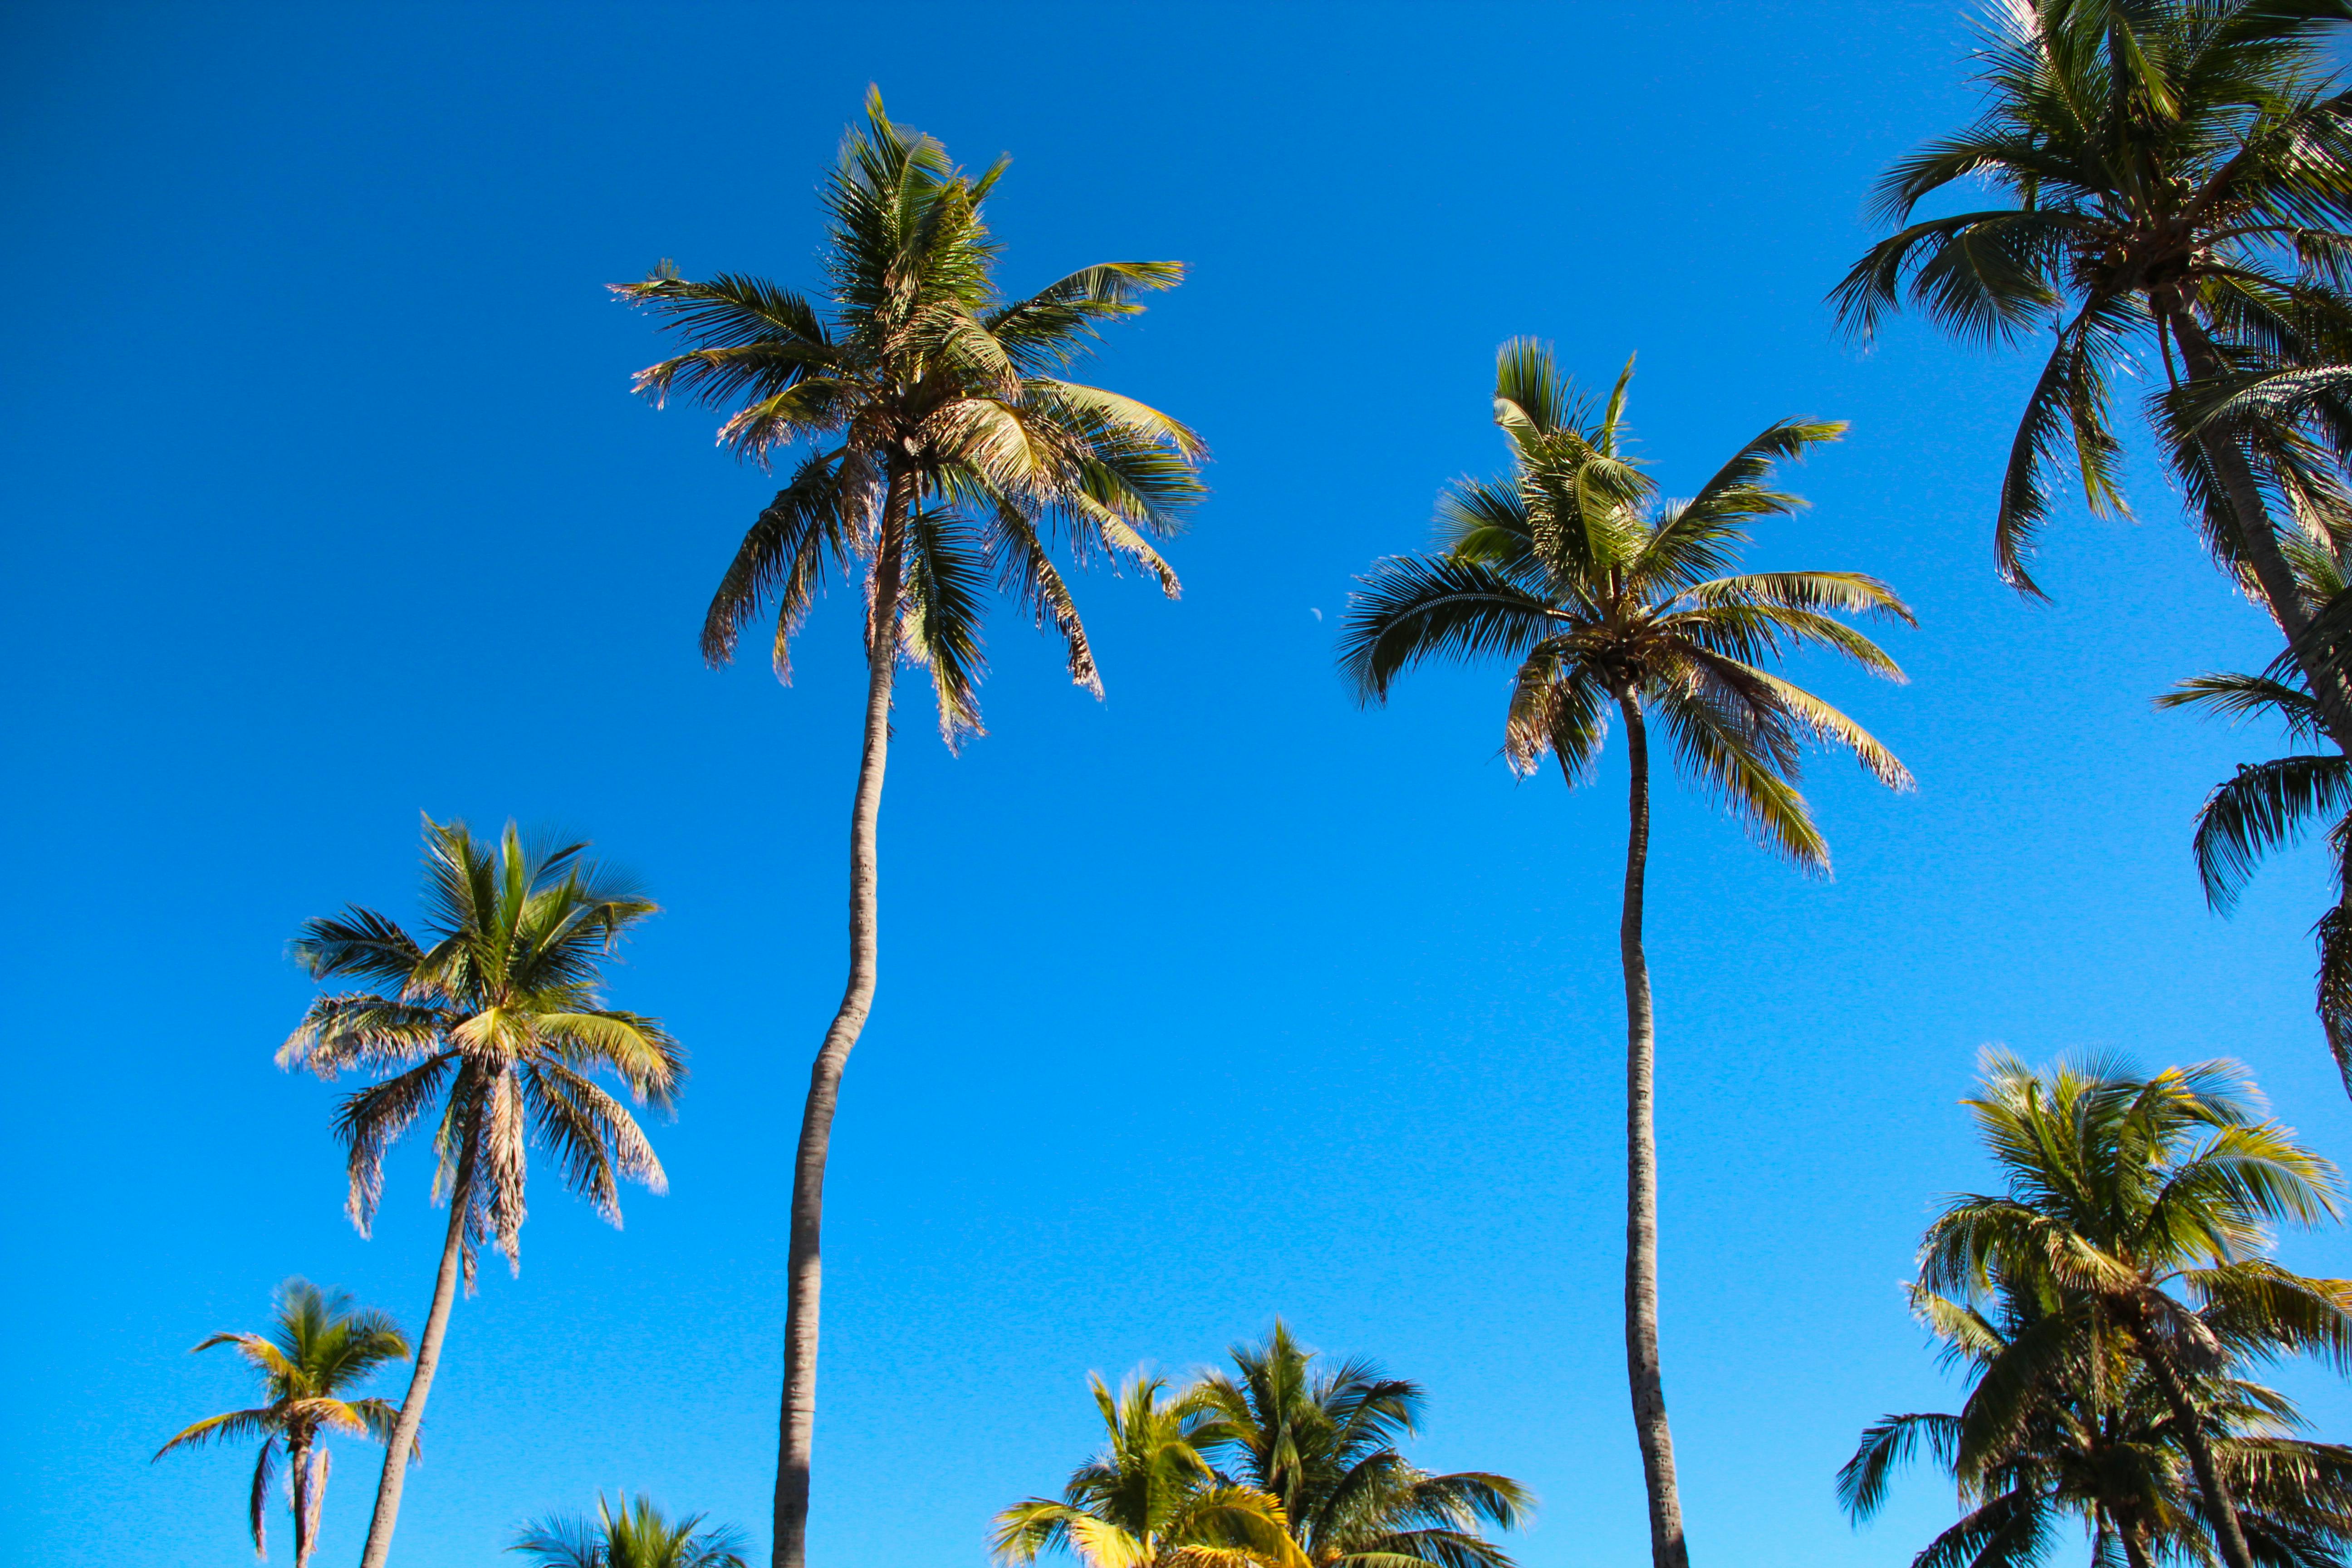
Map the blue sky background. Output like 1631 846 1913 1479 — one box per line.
8 4 2352 1566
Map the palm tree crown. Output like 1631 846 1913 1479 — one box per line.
1914 1052 2352 1568
1340 341 1913 864
1832 0 2352 600
993 1374 1307 1568
153 1278 408 1564
511 1493 749 1568
1194 1323 1529 1568
614 85 1205 740
279 817 682 1278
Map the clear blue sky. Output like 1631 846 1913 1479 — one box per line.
7 4 2351 1566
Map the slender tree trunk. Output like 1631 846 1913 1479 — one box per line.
2163 300 2352 752
299 1445 329 1568
2139 1340 2255 1568
2120 1524 2155 1568
289 1429 312 1568
1616 694 1689 1568
355 1135 477 1568
773 473 908 1568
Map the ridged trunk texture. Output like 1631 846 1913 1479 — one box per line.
1617 695 1689 1568
772 471 908 1568
2141 1338 2256 1568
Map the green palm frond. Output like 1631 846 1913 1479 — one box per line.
616 88 1203 730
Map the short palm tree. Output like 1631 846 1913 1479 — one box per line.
279 817 683 1568
1842 1265 2352 1568
1916 1052 2352 1568
511 1493 750 1568
993 1374 1307 1568
154 1278 408 1567
613 90 1203 1568
1832 0 2352 745
1193 1322 1529 1568
1339 342 1912 1568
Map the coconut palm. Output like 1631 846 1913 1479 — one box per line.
1842 1265 2352 1568
1831 0 2352 745
279 817 683 1568
153 1278 408 1567
1338 342 1912 1568
1916 1052 2352 1568
993 1374 1307 1568
612 88 1202 1568
1193 1322 1529 1568
511 1493 750 1568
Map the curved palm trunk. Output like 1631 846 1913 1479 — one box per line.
773 475 907 1568
355 1135 477 1568
2163 302 2352 753
2139 1342 2255 1568
1615 695 1689 1568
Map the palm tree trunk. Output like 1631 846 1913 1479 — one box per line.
355 1131 478 1568
773 472 908 1568
288 1429 313 1568
2138 1341 2255 1568
2162 300 2352 752
1616 693 1689 1568
299 1445 328 1568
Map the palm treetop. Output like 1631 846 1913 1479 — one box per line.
1338 341 1913 868
1193 1323 1529 1568
155 1280 409 1459
279 817 682 1280
1830 0 2352 593
1920 1052 2352 1370
993 1372 1308 1568
613 86 1206 742
511 1492 749 1568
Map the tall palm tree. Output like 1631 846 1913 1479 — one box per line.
153 1278 408 1567
1339 341 1913 1568
512 1493 750 1568
1841 1266 2352 1568
993 1374 1307 1568
1916 1052 2352 1568
613 88 1203 1568
279 817 683 1568
1193 1322 1529 1568
1831 0 2352 745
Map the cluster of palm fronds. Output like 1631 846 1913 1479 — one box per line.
1844 1055 2352 1568
993 1325 1530 1568
1832 0 2352 1083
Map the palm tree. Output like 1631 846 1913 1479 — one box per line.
1831 0 2352 745
1841 1266 2352 1568
993 1374 1308 1568
612 88 1203 1568
1193 1322 1529 1568
1916 1052 2352 1568
279 817 683 1568
1338 342 1912 1568
511 1493 750 1568
153 1278 408 1567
